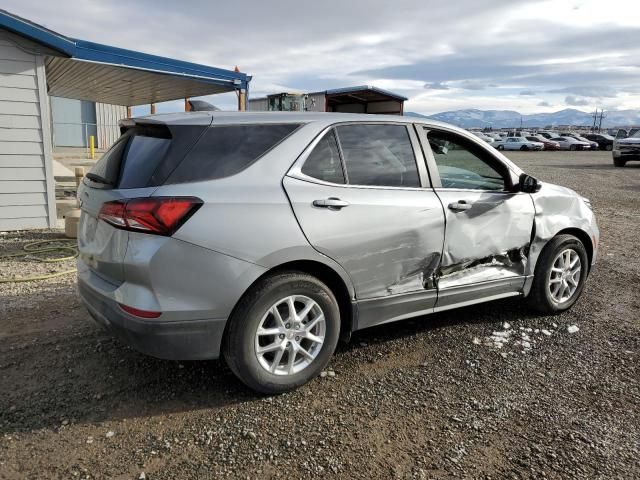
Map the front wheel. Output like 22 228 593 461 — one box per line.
527 235 589 314
520 145 529 151
569 144 576 151
613 157 626 167
497 145 504 151
223 271 340 394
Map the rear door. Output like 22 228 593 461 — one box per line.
284 123 445 301
77 121 207 285
417 126 535 308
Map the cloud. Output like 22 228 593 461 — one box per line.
565 95 590 106
538 101 552 107
424 82 449 90
548 85 618 98
458 80 486 90
2 0 639 115
520 90 536 96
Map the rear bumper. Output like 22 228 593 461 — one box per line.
78 278 227 360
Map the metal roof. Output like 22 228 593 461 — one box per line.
0 9 249 105
323 85 408 101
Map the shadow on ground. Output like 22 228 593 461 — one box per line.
0 296 536 435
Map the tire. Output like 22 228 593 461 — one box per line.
613 158 626 167
605 144 613 151
527 235 589 315
569 144 576 151
520 145 529 151
497 145 504 151
223 271 340 394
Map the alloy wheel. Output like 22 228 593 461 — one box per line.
254 295 326 375
548 248 582 303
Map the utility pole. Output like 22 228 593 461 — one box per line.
598 110 607 133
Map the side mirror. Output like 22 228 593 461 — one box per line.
518 173 541 193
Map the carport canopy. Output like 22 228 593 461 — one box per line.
0 9 249 106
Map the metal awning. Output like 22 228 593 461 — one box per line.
0 9 249 106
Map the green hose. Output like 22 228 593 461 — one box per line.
0 239 78 283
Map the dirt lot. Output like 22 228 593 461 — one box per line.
1 151 638 479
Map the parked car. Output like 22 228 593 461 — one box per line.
536 131 560 140
77 112 599 393
612 129 640 167
562 134 598 150
472 131 495 143
526 136 560 150
494 137 544 151
583 133 614 151
550 136 591 151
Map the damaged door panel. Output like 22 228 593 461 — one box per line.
418 126 536 307
433 189 535 307
284 176 445 299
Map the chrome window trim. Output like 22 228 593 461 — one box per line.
287 121 431 191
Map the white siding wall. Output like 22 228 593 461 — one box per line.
96 102 127 149
305 93 325 112
0 33 55 230
248 97 268 111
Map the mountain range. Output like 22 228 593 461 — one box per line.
406 108 640 129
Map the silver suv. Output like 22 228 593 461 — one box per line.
77 112 599 393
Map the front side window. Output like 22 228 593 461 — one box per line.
335 124 420 187
426 130 507 191
301 130 345 184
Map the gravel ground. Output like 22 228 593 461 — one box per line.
0 151 638 479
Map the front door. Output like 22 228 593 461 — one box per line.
418 127 536 309
284 123 445 303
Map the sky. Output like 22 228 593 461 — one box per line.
4 0 640 115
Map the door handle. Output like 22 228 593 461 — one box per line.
448 200 472 212
312 197 350 210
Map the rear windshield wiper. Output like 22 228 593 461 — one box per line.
85 172 114 186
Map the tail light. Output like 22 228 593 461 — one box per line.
118 303 161 318
99 197 202 236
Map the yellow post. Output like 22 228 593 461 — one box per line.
89 135 95 160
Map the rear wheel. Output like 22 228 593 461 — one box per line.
527 235 589 314
223 271 340 394
569 144 576 151
613 158 626 167
605 144 613 151
520 145 529 151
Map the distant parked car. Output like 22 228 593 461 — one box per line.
583 133 614 151
472 132 495 143
550 137 591 151
613 130 640 167
494 137 544 151
563 134 598 150
526 136 560 151
537 131 560 140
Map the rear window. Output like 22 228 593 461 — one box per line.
87 124 206 189
166 123 300 184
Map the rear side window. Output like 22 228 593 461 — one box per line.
166 124 300 184
87 124 206 189
301 131 345 184
335 124 419 187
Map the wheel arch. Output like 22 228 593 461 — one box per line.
225 259 355 345
554 227 594 271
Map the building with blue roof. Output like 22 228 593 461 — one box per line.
0 9 250 230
